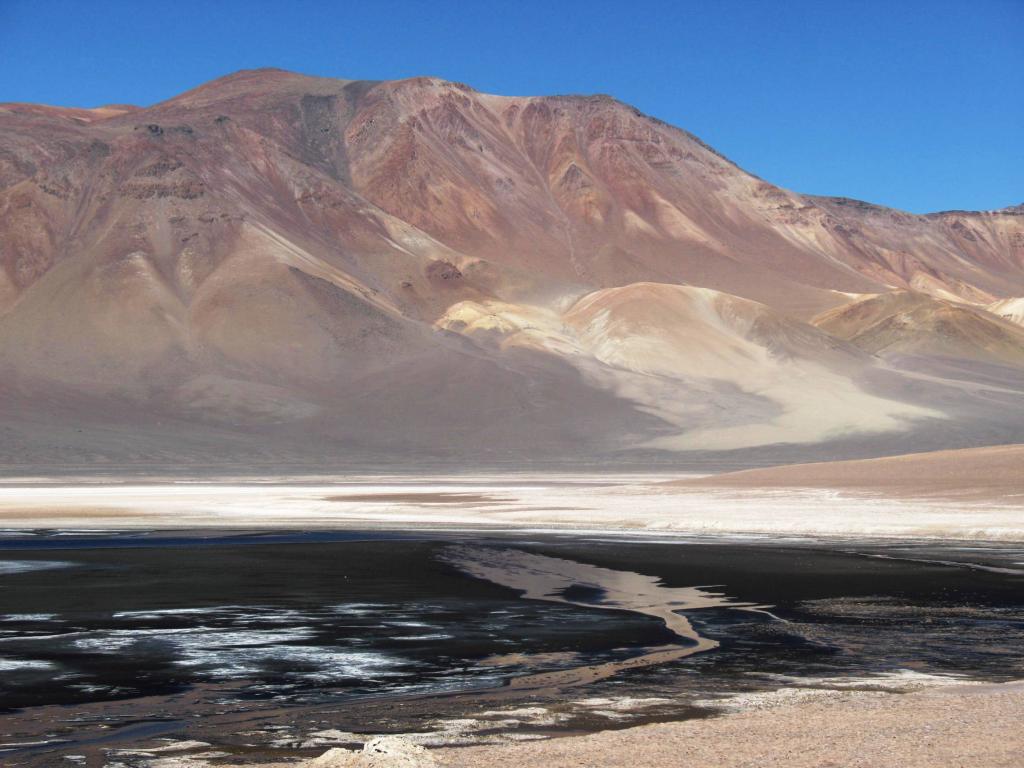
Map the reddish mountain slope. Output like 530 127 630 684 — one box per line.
1 69 1022 466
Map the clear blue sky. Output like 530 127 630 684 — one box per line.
2 0 1020 213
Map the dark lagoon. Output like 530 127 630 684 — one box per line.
1 531 1022 767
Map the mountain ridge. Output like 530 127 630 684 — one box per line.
4 66 1018 216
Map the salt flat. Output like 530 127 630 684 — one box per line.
1 470 1022 541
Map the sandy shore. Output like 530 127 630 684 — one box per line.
436 680 1024 768
672 444 1024 501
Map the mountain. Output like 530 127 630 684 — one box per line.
812 291 1024 367
1 68 1022 468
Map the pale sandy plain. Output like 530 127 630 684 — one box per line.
434 680 1024 768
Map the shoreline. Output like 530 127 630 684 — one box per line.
435 679 1024 768
88 679 1024 767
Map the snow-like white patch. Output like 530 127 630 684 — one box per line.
0 560 73 575
698 670 978 712
0 658 55 671
574 696 674 711
0 475 1021 542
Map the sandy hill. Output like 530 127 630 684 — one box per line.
672 444 1024 500
812 291 1024 367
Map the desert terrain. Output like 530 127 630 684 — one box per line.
2 68 1023 768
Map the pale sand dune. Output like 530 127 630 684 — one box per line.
436 681 1024 768
673 444 1024 500
437 283 939 452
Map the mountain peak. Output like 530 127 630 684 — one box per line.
154 67 353 109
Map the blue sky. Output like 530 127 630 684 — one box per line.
2 0 1020 213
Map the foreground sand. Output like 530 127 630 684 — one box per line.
672 443 1024 501
435 681 1024 768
